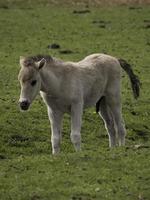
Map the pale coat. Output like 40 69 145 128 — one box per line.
18 53 140 154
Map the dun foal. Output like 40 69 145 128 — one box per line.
18 53 140 154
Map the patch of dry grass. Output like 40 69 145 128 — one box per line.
50 0 150 6
0 0 150 8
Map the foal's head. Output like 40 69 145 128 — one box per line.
18 56 46 111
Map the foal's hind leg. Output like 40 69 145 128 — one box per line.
98 97 117 147
107 95 126 146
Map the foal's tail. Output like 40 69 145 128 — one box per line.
118 58 140 99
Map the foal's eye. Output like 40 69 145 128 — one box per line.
31 80 37 86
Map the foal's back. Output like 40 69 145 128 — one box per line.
78 53 120 69
77 53 121 88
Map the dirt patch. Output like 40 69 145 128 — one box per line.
7 134 30 147
30 193 41 200
0 5 9 9
1 0 150 8
133 129 149 140
92 20 111 24
144 20 150 23
129 6 142 10
144 24 150 29
47 0 150 6
92 20 111 29
73 9 90 14
47 43 60 49
59 50 74 54
0 154 7 160
9 134 30 142
131 111 138 115
99 24 106 28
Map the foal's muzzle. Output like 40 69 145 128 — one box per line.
19 101 30 111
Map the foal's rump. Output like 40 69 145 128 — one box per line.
92 54 140 113
79 54 122 109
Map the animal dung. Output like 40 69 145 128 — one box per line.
99 24 106 28
92 20 111 24
59 50 73 54
144 24 150 29
73 9 90 14
47 43 60 49
92 20 111 29
0 154 6 160
129 7 142 10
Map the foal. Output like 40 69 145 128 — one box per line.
18 53 140 154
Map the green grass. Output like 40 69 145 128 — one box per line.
0 2 150 200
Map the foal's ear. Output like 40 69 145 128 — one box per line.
36 58 46 70
20 56 26 67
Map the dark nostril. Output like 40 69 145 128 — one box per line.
24 101 28 106
20 101 28 106
20 101 30 110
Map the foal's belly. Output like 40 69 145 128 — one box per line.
83 86 104 108
41 87 104 113
84 96 102 108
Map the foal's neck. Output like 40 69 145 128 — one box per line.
39 65 60 95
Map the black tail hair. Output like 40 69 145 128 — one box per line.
118 58 140 99
95 59 140 113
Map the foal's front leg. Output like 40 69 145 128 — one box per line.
47 107 63 154
71 102 83 151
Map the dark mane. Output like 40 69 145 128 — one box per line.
28 55 53 62
23 55 53 67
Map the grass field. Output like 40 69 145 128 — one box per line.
0 1 150 200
